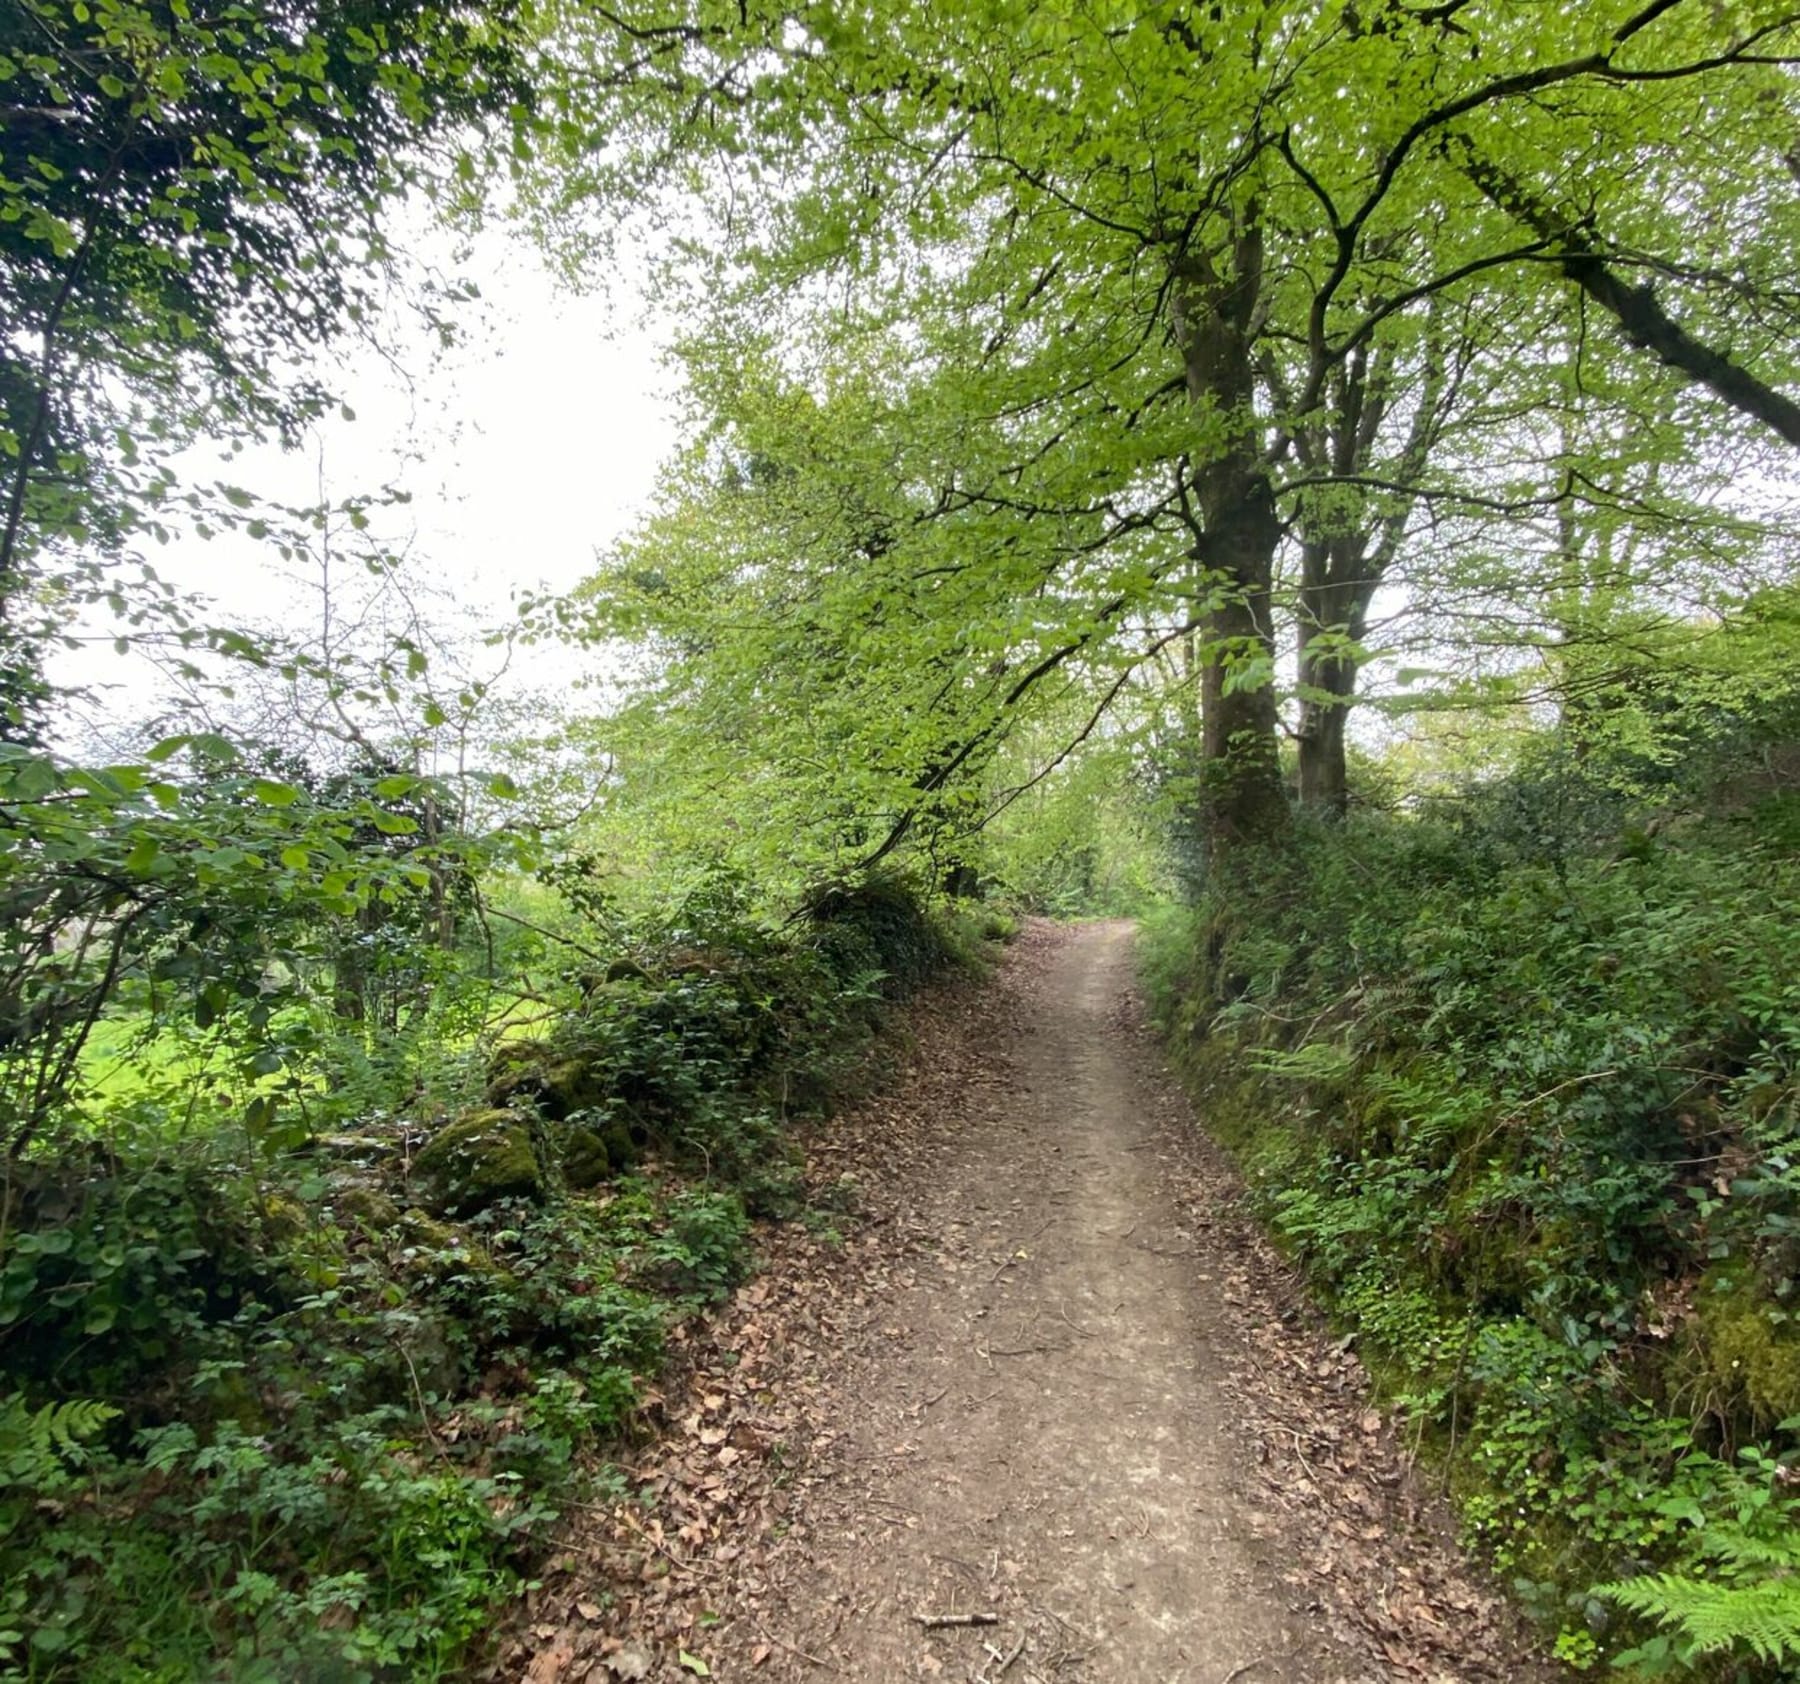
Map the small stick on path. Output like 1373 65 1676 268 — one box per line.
1221 1662 1270 1684
914 1611 1000 1629
752 1621 840 1673
975 1632 1027 1682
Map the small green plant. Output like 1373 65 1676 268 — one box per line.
1599 1446 1800 1673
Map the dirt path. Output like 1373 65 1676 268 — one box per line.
510 922 1549 1684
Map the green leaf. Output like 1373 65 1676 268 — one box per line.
1 755 58 800
253 779 299 807
124 834 163 875
677 1655 710 1676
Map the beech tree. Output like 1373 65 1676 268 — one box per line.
545 0 1800 860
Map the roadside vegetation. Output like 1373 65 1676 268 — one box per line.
1143 602 1800 1676
6 0 1800 1677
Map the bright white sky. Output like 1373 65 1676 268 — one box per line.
57 216 678 733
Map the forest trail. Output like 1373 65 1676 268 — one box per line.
515 923 1547 1684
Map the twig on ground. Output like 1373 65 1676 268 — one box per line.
1221 1662 1270 1684
1290 1429 1319 1487
1054 1302 1096 1340
752 1622 839 1672
975 1632 1027 1681
914 1611 1000 1629
616 1510 699 1580
989 1218 1054 1282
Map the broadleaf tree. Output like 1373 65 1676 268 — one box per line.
543 0 1800 862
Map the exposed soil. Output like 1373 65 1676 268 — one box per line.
505 921 1554 1684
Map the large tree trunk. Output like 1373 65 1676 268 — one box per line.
1295 628 1357 813
1175 213 1289 861
1196 477 1288 848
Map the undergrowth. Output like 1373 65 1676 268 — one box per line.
1143 759 1800 1676
1 871 986 1681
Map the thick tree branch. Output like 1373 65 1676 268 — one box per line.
1461 147 1800 451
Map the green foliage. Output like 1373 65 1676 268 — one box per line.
1144 613 1800 1678
0 736 509 1158
805 873 955 998
0 868 956 1678
0 0 531 726
1600 1448 1800 1673
0 1395 117 1489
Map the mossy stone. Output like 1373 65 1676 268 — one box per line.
1696 1268 1800 1429
484 1045 610 1122
600 1118 642 1169
395 1208 501 1287
333 1184 401 1232
561 1126 612 1190
259 1192 308 1241
410 1108 543 1215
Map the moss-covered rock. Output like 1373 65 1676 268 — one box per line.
394 1208 502 1288
484 1044 611 1122
600 1117 643 1168
560 1126 612 1190
332 1184 401 1232
1695 1268 1800 1429
259 1192 309 1242
410 1109 543 1215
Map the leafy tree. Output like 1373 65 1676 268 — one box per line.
543 0 1800 859
0 0 530 734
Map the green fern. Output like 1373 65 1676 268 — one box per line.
1246 1039 1356 1082
1600 1527 1800 1665
0 1393 120 1488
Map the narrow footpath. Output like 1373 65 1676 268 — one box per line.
509 922 1550 1684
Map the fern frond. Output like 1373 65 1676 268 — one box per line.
0 1393 120 1484
1600 1568 1800 1663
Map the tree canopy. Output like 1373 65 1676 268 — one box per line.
0 0 530 732
543 0 1800 863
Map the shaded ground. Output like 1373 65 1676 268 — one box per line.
506 921 1552 1684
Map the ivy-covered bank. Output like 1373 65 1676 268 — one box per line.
1 877 986 1682
1144 750 1800 1676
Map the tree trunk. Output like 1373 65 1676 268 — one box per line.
1174 212 1289 862
1196 484 1288 849
1293 537 1369 817
1295 623 1356 814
